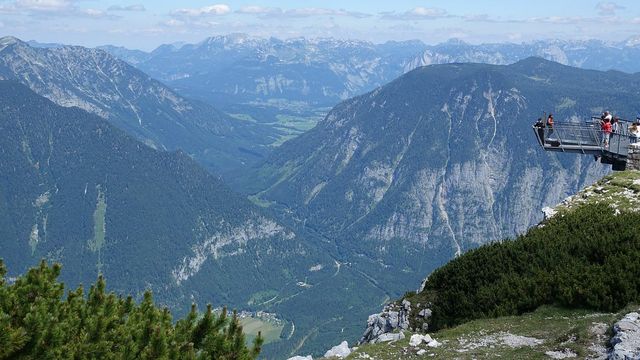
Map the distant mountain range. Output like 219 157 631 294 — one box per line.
97 35 640 114
404 38 640 74
101 34 427 111
0 36 281 175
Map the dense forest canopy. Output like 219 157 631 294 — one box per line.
406 202 640 331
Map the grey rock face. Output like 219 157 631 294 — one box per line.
418 309 432 319
255 59 614 300
323 341 351 358
376 332 406 343
626 144 640 171
359 301 413 344
609 312 640 360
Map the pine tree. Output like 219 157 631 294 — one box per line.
0 260 262 359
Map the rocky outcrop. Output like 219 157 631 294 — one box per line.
540 172 640 218
323 341 351 358
627 144 640 171
409 334 441 348
359 300 417 344
375 332 405 342
609 312 640 360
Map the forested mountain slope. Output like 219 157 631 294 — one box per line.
0 81 392 358
0 80 300 304
0 36 279 175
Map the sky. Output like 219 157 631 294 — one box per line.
1 0 639 50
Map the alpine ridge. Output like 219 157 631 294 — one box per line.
0 36 279 175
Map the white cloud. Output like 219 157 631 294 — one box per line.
14 0 72 11
83 8 103 16
596 2 624 16
284 8 369 18
382 7 449 20
235 5 369 18
163 18 185 27
79 8 117 19
507 33 523 41
236 6 282 15
409 7 447 17
171 4 231 17
108 4 145 12
464 14 495 22
529 16 587 24
3 0 118 19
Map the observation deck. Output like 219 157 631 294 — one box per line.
533 117 639 171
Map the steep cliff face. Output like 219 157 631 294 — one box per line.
0 36 279 175
250 58 640 295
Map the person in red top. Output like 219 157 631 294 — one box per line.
601 117 612 148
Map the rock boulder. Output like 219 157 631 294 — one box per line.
609 312 640 360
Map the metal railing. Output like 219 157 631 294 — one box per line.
533 118 639 158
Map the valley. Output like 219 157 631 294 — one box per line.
2 20 640 359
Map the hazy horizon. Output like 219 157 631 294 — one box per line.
1 1 639 51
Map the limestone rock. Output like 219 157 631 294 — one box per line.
418 309 432 318
376 332 405 343
287 356 313 360
542 206 557 221
410 334 433 347
427 339 441 348
609 312 640 360
358 301 415 344
324 341 351 358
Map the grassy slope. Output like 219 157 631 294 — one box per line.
551 171 640 214
347 305 634 359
